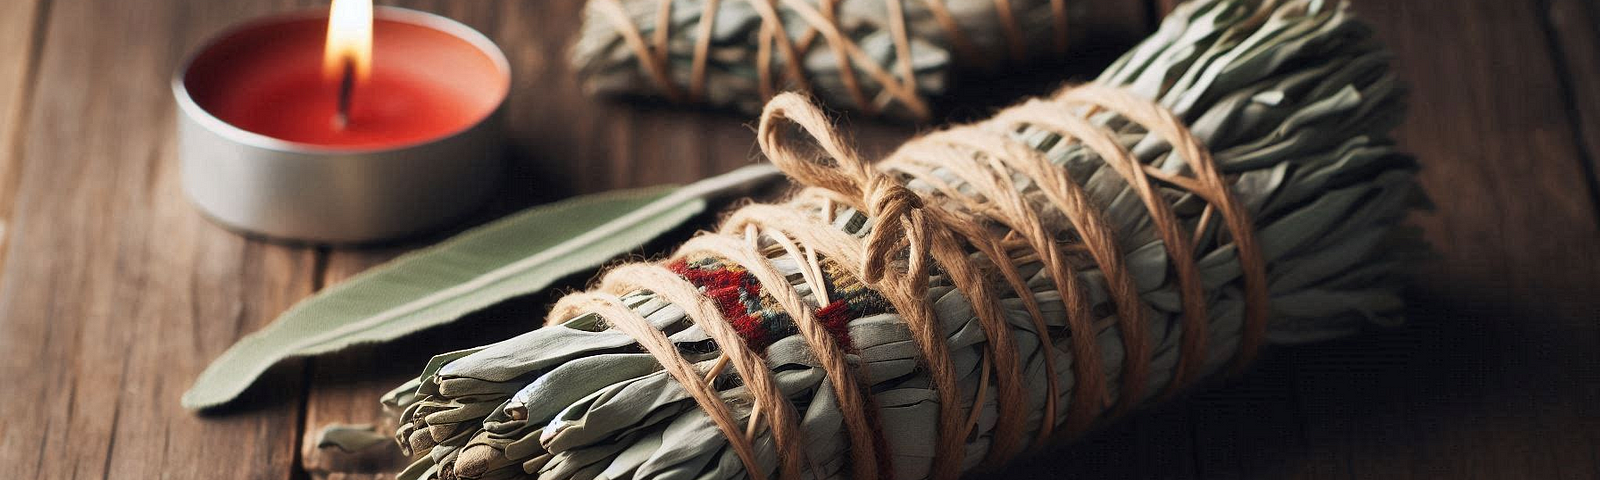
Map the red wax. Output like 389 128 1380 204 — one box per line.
183 13 507 149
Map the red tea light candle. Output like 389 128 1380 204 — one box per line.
174 3 510 243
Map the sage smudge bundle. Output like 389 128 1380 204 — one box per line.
570 0 1143 119
393 1 1419 479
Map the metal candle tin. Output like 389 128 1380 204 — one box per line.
173 7 510 244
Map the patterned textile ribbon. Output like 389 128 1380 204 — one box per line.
587 0 1071 118
547 85 1269 480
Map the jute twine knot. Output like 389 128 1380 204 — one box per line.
757 99 930 284
546 85 1269 480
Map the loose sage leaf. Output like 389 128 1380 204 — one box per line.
182 164 782 410
316 424 392 453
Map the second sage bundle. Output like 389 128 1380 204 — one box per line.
571 0 1146 119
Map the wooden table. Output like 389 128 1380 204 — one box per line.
2 0 1597 478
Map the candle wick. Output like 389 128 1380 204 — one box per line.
335 56 355 130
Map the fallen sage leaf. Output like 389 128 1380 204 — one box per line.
183 164 782 410
315 424 392 453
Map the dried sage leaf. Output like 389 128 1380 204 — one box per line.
183 164 781 410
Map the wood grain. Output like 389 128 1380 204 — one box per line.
1010 0 1600 478
1137 1 1600 479
1547 0 1600 209
0 0 46 277
1237 2 1589 478
1286 2 1600 477
0 0 323 478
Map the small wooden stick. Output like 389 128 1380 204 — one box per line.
703 353 732 383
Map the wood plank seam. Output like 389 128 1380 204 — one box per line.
0 0 55 284
290 361 316 480
290 246 334 480
3 0 51 467
97 343 131 480
1538 0 1600 224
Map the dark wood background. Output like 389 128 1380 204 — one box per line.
1 0 1597 478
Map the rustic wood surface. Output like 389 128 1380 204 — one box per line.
1 0 1596 479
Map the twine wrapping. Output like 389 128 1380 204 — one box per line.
398 4 1420 479
541 85 1268 480
585 0 1072 119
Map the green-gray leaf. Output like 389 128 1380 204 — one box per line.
182 164 782 410
314 424 391 453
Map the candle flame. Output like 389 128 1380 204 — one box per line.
323 0 372 83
